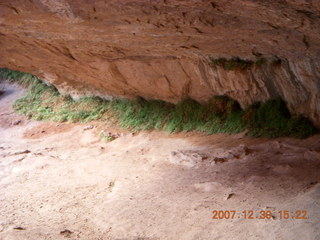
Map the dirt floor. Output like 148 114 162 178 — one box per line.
0 83 320 240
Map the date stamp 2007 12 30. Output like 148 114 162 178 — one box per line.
212 210 308 220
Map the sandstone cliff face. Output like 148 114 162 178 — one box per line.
0 0 320 126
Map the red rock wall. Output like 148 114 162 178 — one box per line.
0 0 320 126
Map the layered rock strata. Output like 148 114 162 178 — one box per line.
0 0 319 126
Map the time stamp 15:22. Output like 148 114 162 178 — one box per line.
212 210 308 220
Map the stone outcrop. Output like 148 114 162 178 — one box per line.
0 0 320 126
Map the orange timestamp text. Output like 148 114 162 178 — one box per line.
212 210 308 220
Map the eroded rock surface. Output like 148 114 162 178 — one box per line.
0 0 320 126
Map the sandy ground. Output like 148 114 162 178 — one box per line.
0 83 320 240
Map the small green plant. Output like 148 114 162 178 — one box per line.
99 131 117 142
1 68 318 138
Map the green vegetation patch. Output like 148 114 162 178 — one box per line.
0 68 318 138
209 57 267 70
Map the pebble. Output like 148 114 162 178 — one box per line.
12 120 21 126
83 125 94 131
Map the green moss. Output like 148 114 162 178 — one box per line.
255 58 267 67
209 57 269 70
1 68 318 138
210 57 254 70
